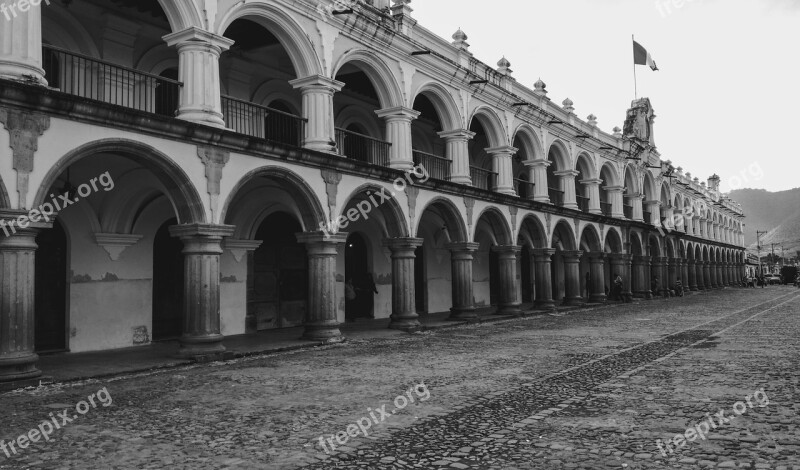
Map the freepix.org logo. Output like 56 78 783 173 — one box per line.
1 0 50 21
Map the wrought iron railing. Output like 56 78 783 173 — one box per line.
548 188 565 207
42 44 182 117
643 211 652 224
515 179 535 199
600 202 613 217
335 128 391 166
623 204 634 219
412 150 451 181
577 195 590 212
221 96 306 146
470 166 496 191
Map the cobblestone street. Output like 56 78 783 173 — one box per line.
2 288 799 469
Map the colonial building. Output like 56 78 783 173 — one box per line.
0 0 746 383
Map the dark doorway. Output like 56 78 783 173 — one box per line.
345 233 369 320
489 249 499 306
414 245 425 314
35 219 68 352
152 219 183 341
521 245 532 303
250 212 307 330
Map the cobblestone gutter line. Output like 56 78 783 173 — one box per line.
309 292 800 469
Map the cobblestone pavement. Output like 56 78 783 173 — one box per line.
1 287 799 469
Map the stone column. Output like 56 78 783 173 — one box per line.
384 238 424 330
681 259 689 293
644 201 662 226
447 242 479 321
529 159 551 203
169 224 235 358
376 106 420 170
604 186 625 218
562 250 584 306
492 245 522 315
290 75 344 153
555 170 580 210
703 261 712 289
588 252 606 302
696 260 706 290
0 211 51 383
718 261 725 287
626 193 645 222
296 232 347 342
688 259 698 291
533 248 556 309
438 130 474 184
667 257 677 292
663 206 676 231
0 0 46 84
651 256 664 295
633 255 652 298
486 146 517 195
581 179 603 215
164 28 234 128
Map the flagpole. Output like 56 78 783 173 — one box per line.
632 34 638 99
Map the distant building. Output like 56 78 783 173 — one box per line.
0 0 747 383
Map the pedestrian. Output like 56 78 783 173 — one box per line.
345 278 357 322
675 277 684 297
651 276 660 298
358 273 379 319
613 273 623 301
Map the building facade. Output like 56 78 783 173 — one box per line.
0 0 746 383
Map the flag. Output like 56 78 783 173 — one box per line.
633 40 659 71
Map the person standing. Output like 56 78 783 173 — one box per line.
345 278 357 322
359 273 379 319
613 273 623 301
675 278 684 297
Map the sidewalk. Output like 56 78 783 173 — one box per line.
16 303 609 390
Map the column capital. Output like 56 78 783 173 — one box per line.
169 223 235 240
561 250 584 261
437 129 475 141
588 251 607 262
0 209 53 240
554 170 580 178
446 242 480 253
383 237 424 252
375 106 421 121
625 192 644 200
633 255 651 263
491 244 522 255
163 27 235 52
289 74 345 93
296 231 348 247
525 158 551 169
484 145 518 157
608 253 632 262
532 248 557 259
644 200 662 207
603 185 625 193
580 178 603 186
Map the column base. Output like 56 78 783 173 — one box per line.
177 334 226 359
562 203 579 210
303 140 338 154
534 300 557 310
496 188 517 196
588 294 607 303
177 110 226 129
495 304 523 316
301 321 345 343
389 160 415 171
448 307 478 322
563 297 584 307
0 353 42 383
450 175 472 185
534 196 551 204
389 314 421 331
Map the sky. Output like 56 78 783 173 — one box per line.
410 0 800 194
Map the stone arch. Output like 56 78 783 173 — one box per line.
600 161 621 187
411 82 463 132
33 139 206 225
511 124 544 161
469 106 508 148
574 152 597 179
473 207 513 245
630 232 644 255
642 171 658 201
517 214 548 249
0 174 9 209
547 139 571 171
604 228 623 253
579 224 602 252
332 49 404 109
158 0 204 32
41 5 100 56
135 45 179 77
336 105 384 139
648 234 662 257
221 166 326 237
415 197 469 243
551 219 577 251
339 184 409 238
216 2 323 78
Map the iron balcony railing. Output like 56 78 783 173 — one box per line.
412 150 451 181
221 95 306 146
623 204 634 219
470 166 496 191
42 44 182 117
515 179 535 199
335 128 391 167
577 195 590 212
600 202 613 217
643 211 652 224
548 188 565 207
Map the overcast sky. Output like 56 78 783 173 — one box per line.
411 0 800 194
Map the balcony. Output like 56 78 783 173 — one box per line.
335 128 391 167
470 167 497 191
515 179 534 199
412 150 451 181
548 188 565 207
577 195 590 212
601 202 613 217
643 211 652 224
42 45 181 117
623 205 634 219
221 96 306 146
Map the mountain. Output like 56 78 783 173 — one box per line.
728 188 800 257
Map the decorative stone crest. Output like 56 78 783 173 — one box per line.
0 109 50 208
464 197 475 227
197 146 230 221
321 169 342 221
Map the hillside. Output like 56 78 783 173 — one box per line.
728 188 800 256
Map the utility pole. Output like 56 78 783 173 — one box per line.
756 230 767 276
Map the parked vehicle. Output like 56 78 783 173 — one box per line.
766 274 782 285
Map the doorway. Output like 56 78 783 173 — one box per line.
345 233 370 320
152 219 183 341
35 220 68 352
